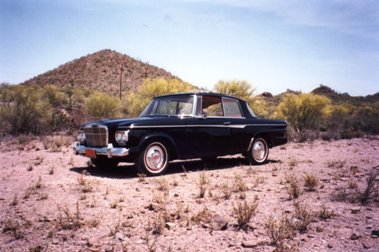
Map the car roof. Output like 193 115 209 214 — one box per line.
155 92 245 102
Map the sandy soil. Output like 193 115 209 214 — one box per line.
0 136 378 252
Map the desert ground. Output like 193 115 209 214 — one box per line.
0 136 378 252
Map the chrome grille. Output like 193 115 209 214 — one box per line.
84 125 108 147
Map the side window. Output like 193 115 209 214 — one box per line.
222 98 243 118
202 96 223 117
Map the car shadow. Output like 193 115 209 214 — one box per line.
70 157 281 179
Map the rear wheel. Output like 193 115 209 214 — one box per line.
91 158 119 169
136 141 169 176
246 138 269 165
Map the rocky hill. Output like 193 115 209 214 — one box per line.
22 49 179 97
311 85 379 104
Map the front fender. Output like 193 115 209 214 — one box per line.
136 132 177 157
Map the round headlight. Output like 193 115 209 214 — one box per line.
115 130 129 144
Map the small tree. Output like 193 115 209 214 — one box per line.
85 92 121 119
125 78 195 116
276 93 331 139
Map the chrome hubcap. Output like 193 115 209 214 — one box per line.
145 144 167 171
252 140 267 162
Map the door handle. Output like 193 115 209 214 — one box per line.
223 122 231 125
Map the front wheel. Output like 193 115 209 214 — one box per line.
246 138 269 165
136 141 169 176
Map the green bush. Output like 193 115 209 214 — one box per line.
0 85 52 134
275 93 331 140
85 92 121 119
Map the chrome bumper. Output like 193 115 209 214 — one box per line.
73 142 129 158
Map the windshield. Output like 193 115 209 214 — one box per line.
140 96 194 117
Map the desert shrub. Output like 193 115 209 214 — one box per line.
358 169 379 204
85 92 121 119
285 174 301 199
317 205 336 220
275 93 331 141
303 173 319 192
125 78 195 116
265 215 295 247
350 103 379 135
41 85 68 108
323 103 353 139
249 96 274 118
214 80 255 102
0 85 52 134
233 197 259 229
292 202 314 233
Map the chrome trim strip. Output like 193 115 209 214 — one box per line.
73 142 129 158
123 123 287 129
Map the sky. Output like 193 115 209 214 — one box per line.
0 0 378 96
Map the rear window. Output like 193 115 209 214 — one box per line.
222 98 243 118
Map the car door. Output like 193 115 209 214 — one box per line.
221 97 248 154
184 95 232 158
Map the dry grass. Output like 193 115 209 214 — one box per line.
303 173 319 192
2 218 23 240
56 202 83 230
317 205 336 220
220 183 232 200
326 159 346 169
233 174 248 192
191 206 213 224
198 172 209 198
264 215 295 248
292 202 314 233
285 174 301 199
288 157 299 169
155 177 170 192
359 169 379 204
42 135 73 152
233 197 258 230
77 172 94 193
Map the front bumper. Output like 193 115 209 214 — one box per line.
73 142 129 158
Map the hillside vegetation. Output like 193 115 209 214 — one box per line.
0 50 378 141
21 49 178 97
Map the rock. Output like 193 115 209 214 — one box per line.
307 234 315 239
351 207 361 214
211 214 228 231
327 244 333 249
115 232 125 241
350 233 361 240
165 222 175 230
242 240 259 248
371 230 379 237
362 242 371 249
145 203 160 211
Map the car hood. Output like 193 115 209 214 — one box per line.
81 117 149 129
81 116 182 129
